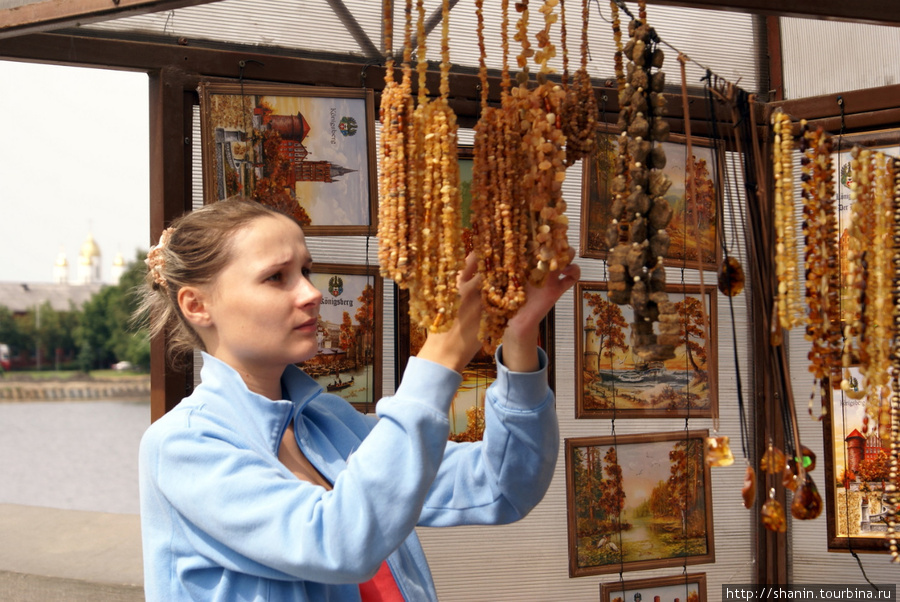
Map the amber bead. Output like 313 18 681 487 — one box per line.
790 474 823 520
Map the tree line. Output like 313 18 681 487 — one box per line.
0 253 149 374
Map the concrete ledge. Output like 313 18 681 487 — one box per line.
0 504 144 601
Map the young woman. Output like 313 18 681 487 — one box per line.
137 198 579 601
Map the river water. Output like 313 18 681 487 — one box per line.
0 399 151 515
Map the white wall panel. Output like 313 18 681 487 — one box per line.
781 18 900 100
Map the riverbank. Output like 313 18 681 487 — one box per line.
0 375 150 401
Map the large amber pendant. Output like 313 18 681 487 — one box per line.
790 474 823 520
742 465 757 509
718 256 745 297
761 489 787 532
760 443 786 474
706 436 735 467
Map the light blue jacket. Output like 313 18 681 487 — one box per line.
139 348 558 601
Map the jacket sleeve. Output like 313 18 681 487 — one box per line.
140 357 461 585
417 346 559 526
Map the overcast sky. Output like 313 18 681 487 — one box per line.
0 60 150 284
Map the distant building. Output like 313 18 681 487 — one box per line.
76 233 102 284
0 282 103 316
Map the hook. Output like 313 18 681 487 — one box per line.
238 59 265 82
360 59 384 88
837 95 845 136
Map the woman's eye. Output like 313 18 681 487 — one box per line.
266 272 283 283
301 267 313 278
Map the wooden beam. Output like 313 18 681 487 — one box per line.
0 0 221 39
642 0 900 26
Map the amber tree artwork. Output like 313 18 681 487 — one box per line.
565 431 715 576
396 285 554 442
580 127 721 271
575 281 717 418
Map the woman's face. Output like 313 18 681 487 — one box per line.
203 214 323 375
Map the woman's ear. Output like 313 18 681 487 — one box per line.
178 286 212 328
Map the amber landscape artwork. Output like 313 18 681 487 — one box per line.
566 431 714 576
575 281 717 418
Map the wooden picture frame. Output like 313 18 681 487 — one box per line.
565 430 715 577
199 82 377 235
600 572 708 602
396 284 555 442
575 281 717 419
580 124 722 272
298 263 382 413
822 366 892 552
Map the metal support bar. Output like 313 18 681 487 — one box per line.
324 0 382 60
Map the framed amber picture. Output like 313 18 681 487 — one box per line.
396 285 554 442
575 280 717 419
565 430 715 577
298 263 382 413
600 572 707 602
823 366 893 552
199 82 377 235
580 125 721 271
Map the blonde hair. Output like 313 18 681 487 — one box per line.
134 199 297 367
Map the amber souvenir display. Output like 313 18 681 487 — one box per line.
605 2 676 363
799 122 842 395
705 435 734 467
761 489 787 533
717 256 745 297
742 465 757 509
771 109 803 330
760 443 786 474
790 474 822 520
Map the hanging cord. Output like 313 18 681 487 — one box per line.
702 72 752 463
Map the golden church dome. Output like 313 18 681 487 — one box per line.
80 233 101 260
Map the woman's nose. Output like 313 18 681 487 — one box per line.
297 278 323 307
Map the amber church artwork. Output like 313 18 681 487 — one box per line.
200 83 377 234
824 366 894 551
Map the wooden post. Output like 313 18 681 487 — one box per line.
148 66 197 422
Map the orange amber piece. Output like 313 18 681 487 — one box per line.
742 465 757 509
718 256 745 297
761 496 787 533
782 464 799 491
790 474 823 520
706 436 735 467
760 444 786 474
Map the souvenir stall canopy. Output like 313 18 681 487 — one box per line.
2 1 899 600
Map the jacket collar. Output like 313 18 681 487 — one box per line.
196 352 324 452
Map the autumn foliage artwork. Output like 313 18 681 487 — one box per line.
581 130 720 270
565 431 715 576
575 281 717 418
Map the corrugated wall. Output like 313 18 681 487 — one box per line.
781 17 900 100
